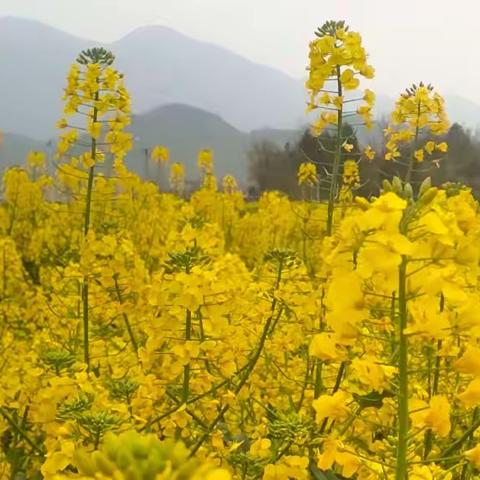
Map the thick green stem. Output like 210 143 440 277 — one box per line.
326 65 343 236
82 86 99 370
440 414 480 460
82 280 90 368
396 256 409 480
460 407 479 480
314 287 326 399
0 407 44 457
183 309 192 403
320 361 346 434
314 360 323 399
405 101 421 184
83 166 95 237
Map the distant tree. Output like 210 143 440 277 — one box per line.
249 122 480 199
248 124 362 199
247 140 299 196
432 123 480 194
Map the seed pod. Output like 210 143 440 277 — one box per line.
403 182 413 200
418 187 438 206
392 176 403 195
419 177 432 197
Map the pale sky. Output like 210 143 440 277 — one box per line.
1 0 479 104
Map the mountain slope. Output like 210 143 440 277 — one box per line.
445 95 480 129
0 133 46 170
125 104 299 182
0 17 95 140
0 104 299 182
2 16 480 175
0 17 305 141
112 25 306 133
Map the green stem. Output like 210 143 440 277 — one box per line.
440 410 480 461
314 287 326 399
189 306 283 457
84 166 95 237
0 407 44 457
314 359 323 399
320 361 346 434
326 65 343 236
82 279 90 368
296 358 311 412
113 275 138 355
82 84 99 370
183 308 192 403
396 256 409 480
405 101 421 184
460 407 479 480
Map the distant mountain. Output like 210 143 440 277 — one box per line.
113 25 306 134
445 95 480 130
125 104 300 183
2 16 480 180
0 16 305 141
0 104 300 182
0 133 45 171
0 17 94 140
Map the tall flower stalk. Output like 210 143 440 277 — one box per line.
384 82 449 187
305 20 375 236
56 48 132 369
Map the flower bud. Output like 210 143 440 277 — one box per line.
392 176 403 195
382 179 392 192
403 182 413 199
419 177 432 197
417 187 438 206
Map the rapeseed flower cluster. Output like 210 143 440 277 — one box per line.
1 23 480 480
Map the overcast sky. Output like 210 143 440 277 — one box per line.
1 0 479 103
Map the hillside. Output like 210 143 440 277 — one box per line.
0 104 300 182
0 17 95 140
0 133 46 170
112 25 306 133
0 16 305 140
120 104 301 183
1 16 480 180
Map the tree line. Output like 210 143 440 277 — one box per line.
247 122 480 198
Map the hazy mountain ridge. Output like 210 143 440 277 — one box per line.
1 16 480 180
0 16 306 140
1 104 300 182
0 132 46 170
112 25 306 133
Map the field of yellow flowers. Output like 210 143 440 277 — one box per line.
1 20 480 480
